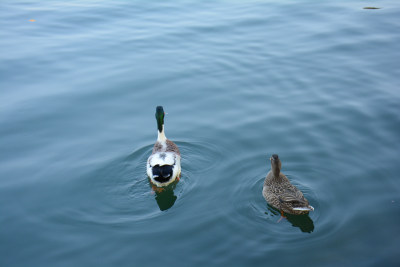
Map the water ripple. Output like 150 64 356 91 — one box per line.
219 152 352 254
59 139 224 227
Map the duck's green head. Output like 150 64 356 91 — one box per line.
155 106 165 132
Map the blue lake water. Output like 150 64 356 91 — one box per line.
1 0 400 266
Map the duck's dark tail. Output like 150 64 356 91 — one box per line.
152 165 174 183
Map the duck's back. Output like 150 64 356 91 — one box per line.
152 139 180 155
263 172 308 213
263 172 289 205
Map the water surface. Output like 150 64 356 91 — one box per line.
1 0 400 266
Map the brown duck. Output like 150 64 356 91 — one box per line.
263 154 314 215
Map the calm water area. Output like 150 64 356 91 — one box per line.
1 1 400 266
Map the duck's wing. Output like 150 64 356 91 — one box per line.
166 140 180 155
278 188 313 211
152 142 163 154
278 188 307 205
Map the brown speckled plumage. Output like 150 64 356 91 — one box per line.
262 154 313 215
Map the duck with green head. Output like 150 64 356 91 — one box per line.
263 154 314 215
147 106 181 187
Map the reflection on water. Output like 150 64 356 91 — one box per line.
150 180 178 211
286 214 314 233
1 0 399 266
267 205 315 233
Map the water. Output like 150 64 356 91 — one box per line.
1 0 400 266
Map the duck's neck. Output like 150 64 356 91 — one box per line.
157 125 167 143
272 164 281 179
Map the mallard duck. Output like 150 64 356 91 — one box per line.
262 154 314 215
147 106 181 187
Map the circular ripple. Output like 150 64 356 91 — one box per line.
219 153 354 256
76 139 224 225
224 153 325 240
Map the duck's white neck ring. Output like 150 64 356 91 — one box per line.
157 125 167 143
